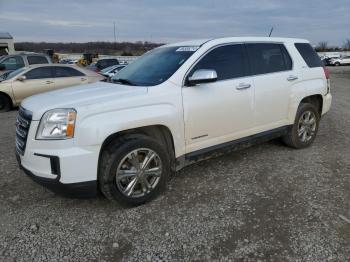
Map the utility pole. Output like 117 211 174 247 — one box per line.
113 21 117 49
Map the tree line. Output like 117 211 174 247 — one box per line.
14 39 350 54
315 39 350 52
14 41 163 56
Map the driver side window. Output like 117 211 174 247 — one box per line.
190 44 248 81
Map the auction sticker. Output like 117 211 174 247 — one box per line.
176 46 200 52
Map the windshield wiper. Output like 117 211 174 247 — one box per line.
113 78 136 86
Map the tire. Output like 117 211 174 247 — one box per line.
0 94 11 112
283 103 320 149
335 62 340 66
99 134 170 206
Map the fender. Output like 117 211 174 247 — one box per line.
288 76 326 123
74 103 185 158
0 81 16 106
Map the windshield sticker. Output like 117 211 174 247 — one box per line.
176 46 199 52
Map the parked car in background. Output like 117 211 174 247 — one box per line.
16 37 331 205
320 56 333 66
59 58 77 64
100 64 126 81
87 58 119 72
0 53 51 72
0 64 104 112
329 56 350 66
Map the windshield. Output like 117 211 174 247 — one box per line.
112 46 198 86
0 68 26 81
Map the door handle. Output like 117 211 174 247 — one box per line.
81 78 87 81
236 83 251 90
46 81 53 84
287 75 298 81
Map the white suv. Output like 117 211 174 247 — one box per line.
15 37 332 205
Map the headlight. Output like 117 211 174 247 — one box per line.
36 109 77 140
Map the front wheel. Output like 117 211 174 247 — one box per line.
99 135 170 206
283 103 320 149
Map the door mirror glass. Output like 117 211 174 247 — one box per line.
17 75 26 81
187 69 217 86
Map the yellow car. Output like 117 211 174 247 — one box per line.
0 64 105 112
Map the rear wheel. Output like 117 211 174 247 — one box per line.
0 94 11 112
99 135 170 206
283 103 320 149
334 62 340 66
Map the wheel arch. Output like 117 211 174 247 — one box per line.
97 124 177 175
300 94 323 116
0 91 14 108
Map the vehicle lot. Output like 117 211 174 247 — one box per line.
0 67 349 261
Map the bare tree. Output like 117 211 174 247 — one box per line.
343 39 350 51
316 41 329 52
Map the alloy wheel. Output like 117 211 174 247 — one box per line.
115 148 162 198
297 111 317 142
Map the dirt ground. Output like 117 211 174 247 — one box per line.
0 67 349 261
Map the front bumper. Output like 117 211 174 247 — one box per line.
15 118 100 198
16 151 97 198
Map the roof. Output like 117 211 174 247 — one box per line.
0 32 13 39
26 64 77 69
164 37 309 47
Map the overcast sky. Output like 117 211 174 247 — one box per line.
0 0 349 45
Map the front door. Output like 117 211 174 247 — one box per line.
12 66 54 104
182 44 255 153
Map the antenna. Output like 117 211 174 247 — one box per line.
268 27 274 37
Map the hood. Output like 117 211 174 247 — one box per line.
21 81 148 120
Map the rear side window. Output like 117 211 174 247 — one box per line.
295 43 322 68
54 67 85 77
190 44 248 81
246 43 292 75
27 56 49 65
24 67 53 79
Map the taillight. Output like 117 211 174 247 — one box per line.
323 66 330 79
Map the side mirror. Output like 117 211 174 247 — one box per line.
187 69 217 86
0 64 5 71
17 75 26 81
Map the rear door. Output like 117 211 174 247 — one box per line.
12 66 54 103
183 44 255 152
53 66 87 89
245 43 298 130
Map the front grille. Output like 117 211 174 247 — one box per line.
15 107 32 156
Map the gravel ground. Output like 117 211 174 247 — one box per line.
0 67 349 261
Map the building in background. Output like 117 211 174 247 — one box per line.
0 32 15 55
